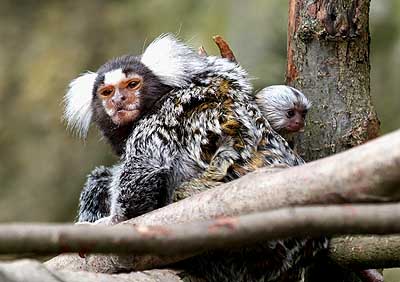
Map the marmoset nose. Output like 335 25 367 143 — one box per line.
112 92 126 105
294 118 304 127
296 121 304 127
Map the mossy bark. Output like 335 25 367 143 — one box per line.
287 0 379 162
287 0 380 281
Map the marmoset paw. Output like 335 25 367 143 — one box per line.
74 221 95 226
94 215 124 226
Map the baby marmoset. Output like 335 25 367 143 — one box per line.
256 85 310 136
207 37 311 139
65 34 325 282
201 37 311 152
256 85 311 151
175 85 311 200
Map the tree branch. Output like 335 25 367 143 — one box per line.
329 235 400 269
46 129 400 273
1 235 397 282
2 204 400 256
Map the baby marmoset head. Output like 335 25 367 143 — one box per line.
256 85 311 135
200 37 311 136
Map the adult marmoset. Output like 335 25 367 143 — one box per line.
65 34 302 222
64 34 326 282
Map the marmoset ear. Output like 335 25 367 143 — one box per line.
141 33 207 88
64 71 98 138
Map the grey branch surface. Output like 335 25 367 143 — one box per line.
44 129 400 273
4 204 400 256
2 204 400 256
3 235 400 282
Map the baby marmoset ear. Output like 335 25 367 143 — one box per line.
64 72 98 138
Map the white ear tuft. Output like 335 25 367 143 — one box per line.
141 34 206 88
63 72 97 138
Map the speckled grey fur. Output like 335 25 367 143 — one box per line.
99 56 302 220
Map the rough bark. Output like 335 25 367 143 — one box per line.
287 1 382 281
287 0 379 162
45 129 400 273
306 236 391 282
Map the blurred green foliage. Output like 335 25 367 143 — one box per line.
0 0 398 223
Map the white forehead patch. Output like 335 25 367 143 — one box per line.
104 69 125 85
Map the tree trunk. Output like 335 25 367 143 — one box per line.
287 0 379 162
287 0 380 281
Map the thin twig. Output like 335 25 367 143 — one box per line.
213 35 237 62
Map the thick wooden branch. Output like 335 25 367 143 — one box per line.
2 236 397 282
3 204 400 256
46 129 400 272
133 129 400 226
329 235 400 269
